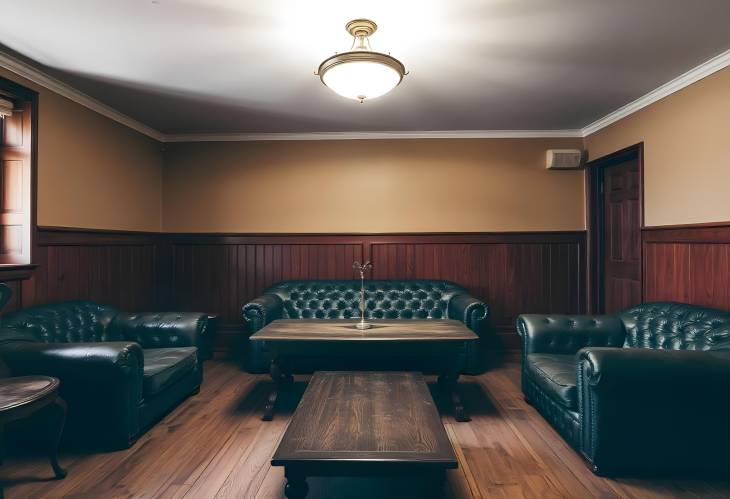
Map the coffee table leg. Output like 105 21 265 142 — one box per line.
263 356 292 421
48 397 67 479
440 346 471 422
438 372 470 423
284 468 308 499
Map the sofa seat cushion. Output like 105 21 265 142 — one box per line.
525 353 577 409
143 347 198 396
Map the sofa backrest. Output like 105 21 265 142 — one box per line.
619 302 730 351
0 301 120 344
263 280 468 320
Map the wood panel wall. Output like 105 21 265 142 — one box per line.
165 232 586 351
166 236 365 345
0 227 160 315
643 222 730 310
1 230 586 352
3 224 728 354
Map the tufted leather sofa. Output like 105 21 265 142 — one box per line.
517 302 730 476
243 279 488 373
0 299 209 449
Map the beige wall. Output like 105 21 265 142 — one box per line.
9 61 726 234
585 67 730 227
0 68 163 232
162 138 586 233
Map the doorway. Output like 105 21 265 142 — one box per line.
586 143 644 314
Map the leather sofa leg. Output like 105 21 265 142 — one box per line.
587 462 611 477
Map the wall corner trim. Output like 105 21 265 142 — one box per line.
0 50 165 142
582 49 730 137
2 46 729 143
161 129 584 142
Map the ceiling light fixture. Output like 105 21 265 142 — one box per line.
316 19 406 103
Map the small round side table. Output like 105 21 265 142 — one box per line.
0 376 67 499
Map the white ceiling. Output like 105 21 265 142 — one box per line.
1 0 729 135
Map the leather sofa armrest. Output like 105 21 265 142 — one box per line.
0 341 144 379
110 312 209 355
516 314 625 355
0 341 144 447
242 294 283 334
576 347 730 475
578 347 730 389
447 294 488 332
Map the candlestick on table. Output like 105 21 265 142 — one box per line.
352 261 373 330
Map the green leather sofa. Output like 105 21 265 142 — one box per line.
0 297 209 449
243 279 489 373
517 302 730 476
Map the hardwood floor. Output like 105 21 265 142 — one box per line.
3 360 728 498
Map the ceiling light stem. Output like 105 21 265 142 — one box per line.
352 34 369 51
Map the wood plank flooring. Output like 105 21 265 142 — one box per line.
2 359 728 498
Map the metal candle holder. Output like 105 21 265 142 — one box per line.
352 261 373 330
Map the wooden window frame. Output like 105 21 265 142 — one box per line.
0 76 38 269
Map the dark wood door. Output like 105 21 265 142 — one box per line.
602 158 641 313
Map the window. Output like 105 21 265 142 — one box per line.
0 78 36 265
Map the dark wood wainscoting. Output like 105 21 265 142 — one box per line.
643 222 730 310
5 224 729 354
1 229 586 353
166 232 586 352
0 227 161 315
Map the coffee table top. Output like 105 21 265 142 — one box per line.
250 319 477 342
0 376 60 422
272 371 457 468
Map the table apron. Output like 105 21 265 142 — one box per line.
260 341 472 357
280 461 456 477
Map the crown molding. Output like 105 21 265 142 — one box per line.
162 129 583 142
2 46 728 143
581 49 730 137
0 50 164 141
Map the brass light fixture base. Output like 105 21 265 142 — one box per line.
345 19 377 37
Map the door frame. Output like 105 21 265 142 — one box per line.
585 142 644 313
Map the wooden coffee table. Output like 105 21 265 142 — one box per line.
250 319 478 422
271 371 458 499
0 376 67 499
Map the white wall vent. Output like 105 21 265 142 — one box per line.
546 149 586 170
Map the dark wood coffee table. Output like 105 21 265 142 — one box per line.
271 371 457 499
250 319 478 422
0 376 67 499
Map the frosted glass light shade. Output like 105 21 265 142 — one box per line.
318 51 406 103
322 60 402 102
